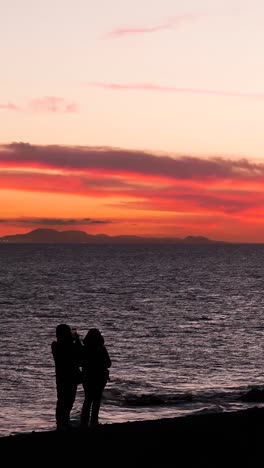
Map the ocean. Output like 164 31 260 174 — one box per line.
1 244 264 436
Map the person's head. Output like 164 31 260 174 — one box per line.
83 328 104 347
56 324 73 344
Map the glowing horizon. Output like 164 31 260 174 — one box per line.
0 143 264 242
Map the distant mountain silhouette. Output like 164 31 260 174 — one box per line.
0 229 228 244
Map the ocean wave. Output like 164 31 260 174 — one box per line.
104 385 264 408
123 393 193 407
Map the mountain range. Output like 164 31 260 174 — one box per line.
0 229 228 244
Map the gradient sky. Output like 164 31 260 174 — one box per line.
1 0 264 241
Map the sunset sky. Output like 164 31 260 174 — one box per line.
1 0 264 242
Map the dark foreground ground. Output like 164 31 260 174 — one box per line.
1 407 264 466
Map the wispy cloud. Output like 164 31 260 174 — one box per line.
104 14 196 38
0 102 21 111
29 97 79 113
90 82 264 100
0 97 79 113
0 217 111 226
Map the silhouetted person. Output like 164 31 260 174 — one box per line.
51 324 82 430
81 328 111 427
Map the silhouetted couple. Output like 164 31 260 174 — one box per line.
51 324 111 430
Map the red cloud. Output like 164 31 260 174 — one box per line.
90 82 264 100
104 14 196 38
1 169 264 221
1 144 264 223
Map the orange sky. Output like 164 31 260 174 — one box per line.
1 143 264 242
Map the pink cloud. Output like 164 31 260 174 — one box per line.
90 82 264 100
0 102 21 111
0 97 78 113
29 96 79 113
104 14 196 38
64 102 79 113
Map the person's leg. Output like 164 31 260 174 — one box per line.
56 383 77 429
56 384 70 428
67 383 77 414
80 386 92 426
90 388 103 426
